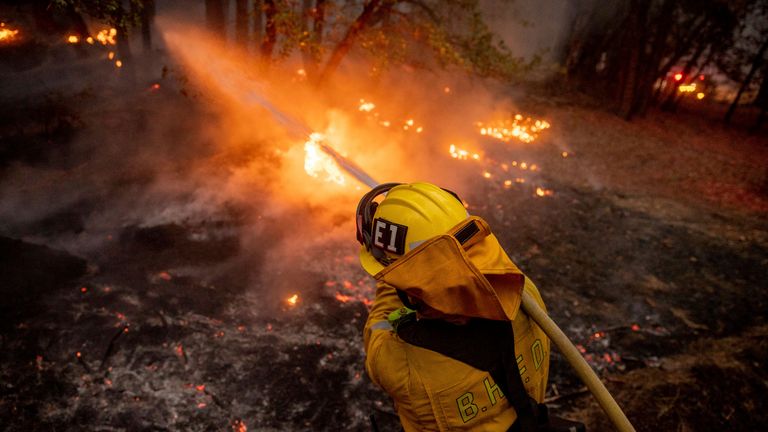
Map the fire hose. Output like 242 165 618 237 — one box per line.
520 291 636 432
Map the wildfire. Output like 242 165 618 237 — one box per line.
286 294 299 307
0 23 19 42
477 114 551 144
303 133 346 185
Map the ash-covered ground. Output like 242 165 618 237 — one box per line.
2 32 768 432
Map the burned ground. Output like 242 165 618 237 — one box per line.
1 64 768 432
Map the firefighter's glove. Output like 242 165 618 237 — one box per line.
387 307 416 332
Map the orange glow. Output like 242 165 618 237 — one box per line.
562 151 569 158
96 28 117 45
535 187 554 197
67 35 79 44
286 294 299 306
86 36 94 44
678 83 697 93
108 51 115 60
674 73 683 81
359 99 376 112
304 133 346 185
335 292 354 303
696 92 705 100
449 144 480 161
115 60 123 68
0 23 20 42
476 115 550 144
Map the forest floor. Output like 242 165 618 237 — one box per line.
1 43 767 431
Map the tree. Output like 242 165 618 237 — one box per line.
563 0 749 120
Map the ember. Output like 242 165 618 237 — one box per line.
96 28 117 45
286 294 299 307
477 114 551 144
67 35 79 44
0 23 19 42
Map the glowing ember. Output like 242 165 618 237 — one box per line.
443 87 451 94
482 171 491 179
562 151 569 158
477 115 550 144
0 23 20 42
448 144 480 160
67 35 79 44
335 292 354 303
86 36 94 44
358 99 376 112
674 73 683 81
696 92 705 100
96 28 117 45
108 52 115 60
678 83 697 93
304 133 346 185
232 420 248 432
115 60 123 68
286 294 299 307
535 187 554 197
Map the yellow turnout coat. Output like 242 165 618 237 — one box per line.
363 217 550 431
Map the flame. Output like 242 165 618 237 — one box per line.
359 100 376 112
115 60 123 68
86 36 94 44
449 144 480 160
286 294 299 306
96 28 118 45
477 115 550 144
67 35 79 44
696 92 705 100
678 83 697 93
304 133 346 185
535 187 554 197
108 51 115 60
0 23 20 42
335 292 354 303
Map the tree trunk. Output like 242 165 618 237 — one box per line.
751 67 768 132
632 0 676 116
317 0 388 85
725 38 768 125
235 0 249 49
300 0 317 79
140 0 156 53
260 0 278 64
205 0 227 38
617 0 649 120
253 0 263 48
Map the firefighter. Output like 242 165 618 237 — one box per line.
358 182 562 431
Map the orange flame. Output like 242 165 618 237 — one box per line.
67 35 79 44
286 294 299 307
477 114 550 144
0 23 20 42
96 28 117 45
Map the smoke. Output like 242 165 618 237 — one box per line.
0 8 554 312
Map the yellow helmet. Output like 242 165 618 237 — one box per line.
356 182 469 275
